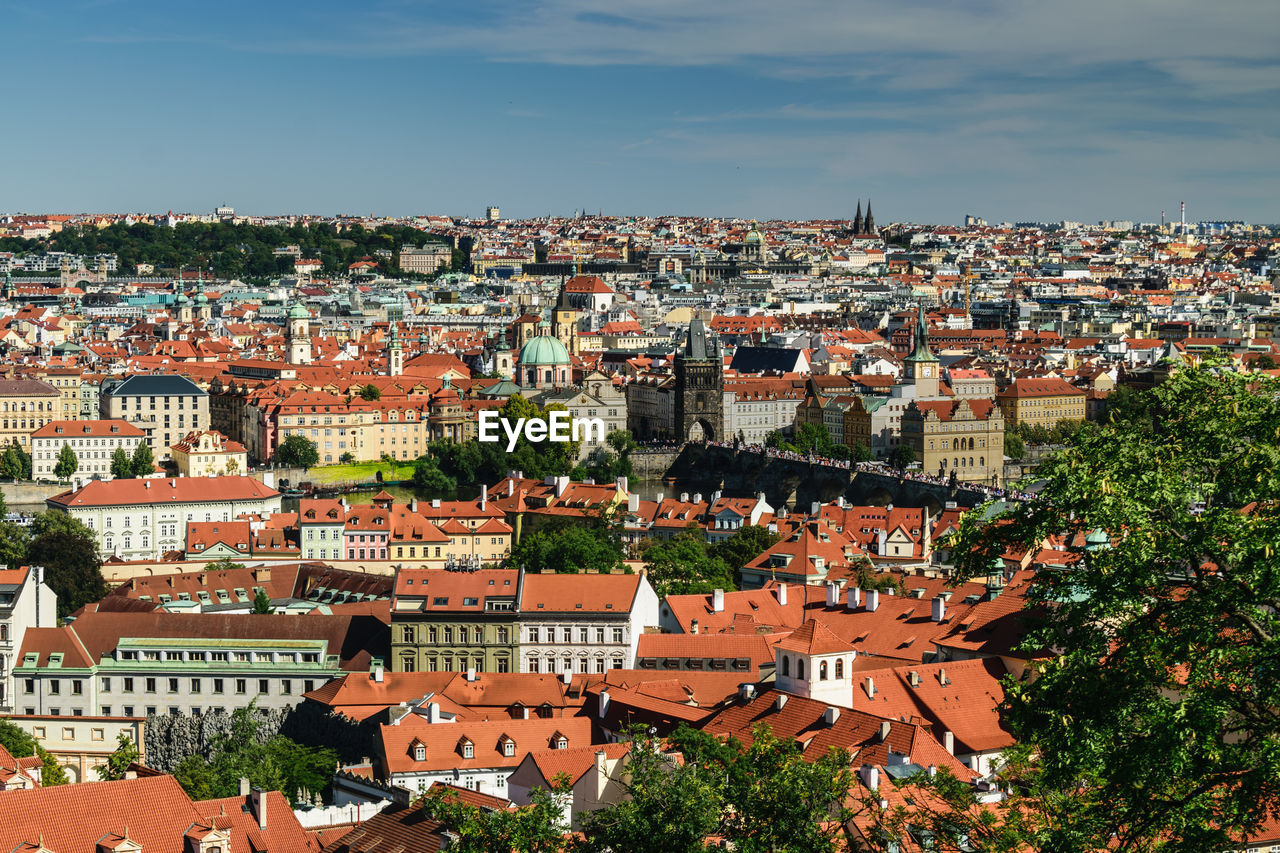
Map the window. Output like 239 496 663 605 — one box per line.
168 678 179 694
258 679 269 695
100 707 111 716
503 740 515 757
782 655 790 677
595 628 605 644
235 679 247 695
191 678 201 694
401 625 415 643
613 628 623 644
100 677 111 692
24 679 33 694
835 659 844 679
463 742 474 759
91 728 105 741
213 678 224 694
281 680 292 695
497 627 509 644
819 661 829 681
123 677 134 692
123 705 134 717
48 680 60 695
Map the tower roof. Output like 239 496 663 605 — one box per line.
517 334 571 367
902 302 938 364
776 619 854 656
288 302 310 320
683 317 717 360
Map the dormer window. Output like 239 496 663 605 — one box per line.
501 737 515 757
557 737 568 750
414 744 426 761
463 741 474 759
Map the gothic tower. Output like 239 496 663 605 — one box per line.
902 301 939 399
852 201 864 235
863 200 875 234
673 317 725 442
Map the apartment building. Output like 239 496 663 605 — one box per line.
46 476 282 562
12 609 384 717
995 377 1087 430
9 714 144 785
0 377 61 453
30 419 145 486
0 567 56 713
100 374 210 459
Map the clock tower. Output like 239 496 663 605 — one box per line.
902 302 939 399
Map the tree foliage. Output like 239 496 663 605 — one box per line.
96 732 142 781
510 513 626 574
429 395 581 486
28 512 105 619
276 434 320 469
641 523 781 597
424 778 573 853
766 423 850 460
130 441 156 477
0 442 31 480
358 383 382 401
172 704 336 806
54 443 79 480
899 362 1280 851
411 454 458 496
110 446 133 478
252 587 272 614
887 443 916 470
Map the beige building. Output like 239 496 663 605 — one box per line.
399 243 453 275
902 398 1005 485
171 429 248 477
100 374 210 460
996 377 1087 430
30 367 82 421
30 419 146 487
0 378 61 454
10 715 144 785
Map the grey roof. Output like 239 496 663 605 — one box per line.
729 346 805 374
0 378 59 397
104 373 208 397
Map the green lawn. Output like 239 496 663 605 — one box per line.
306 461 416 485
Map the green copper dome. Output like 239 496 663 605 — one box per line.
517 334 571 366
288 302 310 320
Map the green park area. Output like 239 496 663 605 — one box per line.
304 460 415 485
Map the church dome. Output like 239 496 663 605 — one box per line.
517 334 571 367
744 227 764 244
288 302 310 320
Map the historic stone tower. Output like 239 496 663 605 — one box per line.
674 317 725 442
287 302 312 365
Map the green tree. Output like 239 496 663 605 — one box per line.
96 732 141 781
0 520 30 569
0 442 32 480
579 728 723 853
276 434 319 469
252 588 272 614
29 511 105 619
172 704 336 806
130 441 156 477
708 524 781 576
900 362 1280 851
358 383 382 401
0 717 69 786
887 443 916 470
53 443 79 480
640 525 733 596
411 454 457 496
1004 428 1025 461
423 778 572 853
110 446 133 478
509 514 625 574
845 440 875 463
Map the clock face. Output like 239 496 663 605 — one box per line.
922 367 931 377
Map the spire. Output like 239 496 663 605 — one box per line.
903 301 938 363
852 200 863 235
864 200 875 233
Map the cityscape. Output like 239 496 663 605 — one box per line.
2 0 1279 850
0 205 1274 851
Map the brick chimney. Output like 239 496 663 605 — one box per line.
250 786 267 829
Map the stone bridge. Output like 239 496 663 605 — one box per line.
659 444 996 514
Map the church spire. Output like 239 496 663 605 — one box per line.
863 200 875 234
852 200 863 235
904 301 937 364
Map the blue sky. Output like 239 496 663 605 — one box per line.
3 0 1277 224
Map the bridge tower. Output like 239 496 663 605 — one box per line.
674 317 724 443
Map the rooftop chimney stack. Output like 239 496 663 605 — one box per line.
867 589 880 612
826 582 838 608
250 786 267 829
944 731 955 754
931 596 946 622
776 583 788 606
848 587 862 610
712 588 725 613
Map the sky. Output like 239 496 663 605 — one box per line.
2 0 1277 224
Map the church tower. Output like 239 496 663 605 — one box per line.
852 201 864 235
863 200 875 235
673 317 725 442
287 302 312 365
552 284 580 356
902 302 939 399
387 322 403 377
774 618 856 707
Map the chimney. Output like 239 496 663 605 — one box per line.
250 786 267 829
628 493 639 513
425 702 440 724
693 492 702 504
861 765 879 791
616 475 629 494
656 492 664 503
908 671 921 687
690 618 699 635
561 669 571 685
598 690 611 719
939 668 950 686
238 777 250 796
867 589 880 612
776 583 788 606
522 706 530 720
823 706 840 726
466 667 477 682
775 694 788 710
254 566 272 583
847 587 861 610
432 499 441 509
372 665 384 683
810 501 820 517
943 731 955 754
738 683 756 702
480 486 487 511
410 498 418 512
876 529 886 555
555 476 569 497
931 596 946 622
712 588 725 613
825 582 838 608
879 721 891 742
506 480 514 497
864 677 875 699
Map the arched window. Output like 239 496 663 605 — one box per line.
797 659 805 680
835 659 844 679
979 456 985 467
0 624 7 641
781 655 790 676
819 661 828 681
